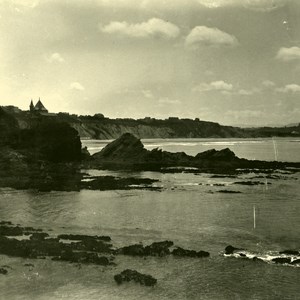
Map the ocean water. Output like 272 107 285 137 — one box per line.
0 138 299 300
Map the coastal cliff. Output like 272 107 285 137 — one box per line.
2 105 299 139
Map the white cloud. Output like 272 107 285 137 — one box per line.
158 97 181 104
185 26 238 49
100 18 180 39
193 80 233 92
8 0 40 7
276 47 300 62
196 0 287 11
238 89 254 96
70 82 85 91
238 88 260 96
276 84 300 93
142 90 154 98
262 80 275 87
95 0 287 12
46 52 65 63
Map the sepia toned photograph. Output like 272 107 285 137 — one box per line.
0 0 299 299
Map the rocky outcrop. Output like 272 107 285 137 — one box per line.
114 269 157 286
224 245 243 255
90 133 300 172
172 247 210 258
117 241 174 257
0 268 8 275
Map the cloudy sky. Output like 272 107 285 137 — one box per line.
0 0 300 126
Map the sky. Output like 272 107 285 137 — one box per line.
0 0 300 126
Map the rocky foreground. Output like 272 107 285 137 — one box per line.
0 221 298 287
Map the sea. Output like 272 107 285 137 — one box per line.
0 137 299 300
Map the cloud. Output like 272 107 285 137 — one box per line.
238 89 254 96
196 0 287 11
193 80 233 92
93 0 287 12
8 0 40 7
142 90 154 98
238 88 260 96
276 47 300 62
185 26 238 49
276 84 300 93
100 18 180 39
262 80 275 87
158 97 181 104
70 82 85 91
46 52 65 63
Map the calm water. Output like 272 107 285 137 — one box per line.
0 138 299 300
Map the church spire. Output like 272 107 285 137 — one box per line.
29 99 34 112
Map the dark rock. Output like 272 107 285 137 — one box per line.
0 268 8 275
172 247 210 258
239 253 246 257
58 234 111 242
144 241 174 257
196 148 236 161
0 221 13 225
81 146 91 160
210 175 237 178
53 250 110 266
225 245 242 255
30 232 49 241
279 250 299 256
114 269 157 286
253 257 264 262
24 263 34 267
290 259 300 265
88 133 300 172
272 257 292 264
218 190 242 194
233 181 266 186
93 133 147 162
0 225 24 236
118 241 173 257
117 244 145 256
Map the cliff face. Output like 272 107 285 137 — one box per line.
70 118 249 139
1 106 299 139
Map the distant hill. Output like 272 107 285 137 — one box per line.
1 106 299 139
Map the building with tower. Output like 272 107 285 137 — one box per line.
29 98 48 113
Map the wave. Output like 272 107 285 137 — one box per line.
224 250 300 267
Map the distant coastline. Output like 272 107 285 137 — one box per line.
1 105 300 140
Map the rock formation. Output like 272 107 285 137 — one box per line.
90 133 300 172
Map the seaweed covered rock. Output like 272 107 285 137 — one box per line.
172 247 210 258
53 250 111 266
117 241 174 257
144 241 174 256
0 268 8 275
224 245 243 255
272 257 292 264
114 269 157 286
279 250 299 256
